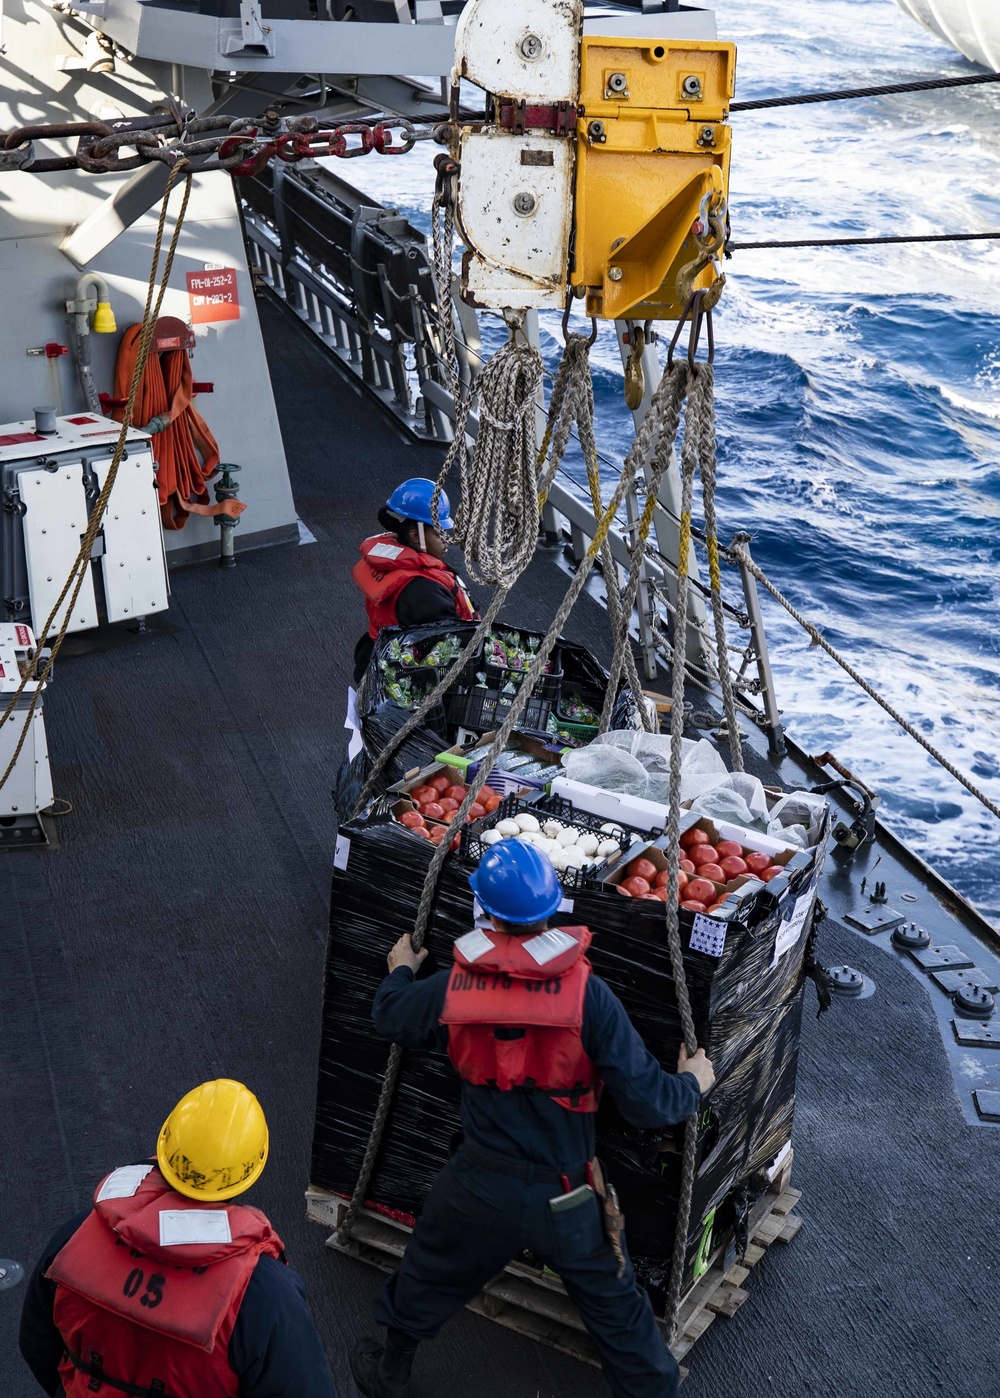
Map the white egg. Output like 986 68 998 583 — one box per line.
577 833 599 857
515 812 541 833
481 829 503 846
496 819 521 838
557 827 579 847
543 820 563 840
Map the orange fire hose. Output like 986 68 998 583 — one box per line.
112 325 246 530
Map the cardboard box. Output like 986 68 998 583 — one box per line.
550 774 668 833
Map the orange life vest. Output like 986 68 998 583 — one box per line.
440 925 601 1113
46 1164 284 1398
352 533 475 640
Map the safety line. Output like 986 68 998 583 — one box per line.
730 230 1000 251
731 68 1000 112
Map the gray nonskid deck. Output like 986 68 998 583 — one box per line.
1 295 997 1398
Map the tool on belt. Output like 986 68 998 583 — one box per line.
550 1159 626 1279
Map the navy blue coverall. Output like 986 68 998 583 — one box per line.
372 961 702 1398
19 1205 336 1398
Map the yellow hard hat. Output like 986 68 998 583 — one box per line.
157 1079 269 1202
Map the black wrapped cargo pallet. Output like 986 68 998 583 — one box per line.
303 1149 800 1371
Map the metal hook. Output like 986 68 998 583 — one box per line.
562 297 598 346
666 290 715 370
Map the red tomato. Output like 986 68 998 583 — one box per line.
719 855 747 879
616 884 632 897
626 857 658 883
438 797 459 812
430 774 451 795
416 826 432 840
744 851 771 875
399 810 425 830
680 828 711 850
679 858 696 876
623 876 652 897
468 803 486 821
411 786 436 804
451 836 461 852
698 862 725 883
715 840 744 860
686 877 717 905
690 844 720 868
654 869 668 889
680 900 707 912
706 901 728 914
760 865 784 882
428 826 446 844
439 810 458 823
480 789 501 812
446 785 468 803
422 802 445 820
651 888 670 902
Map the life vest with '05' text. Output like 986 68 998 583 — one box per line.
46 1164 284 1398
352 533 475 640
440 925 601 1113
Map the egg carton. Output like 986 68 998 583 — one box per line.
459 793 637 885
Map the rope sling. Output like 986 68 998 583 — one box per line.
339 260 742 1343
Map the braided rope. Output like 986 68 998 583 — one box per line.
0 162 193 796
600 367 689 731
338 346 664 1246
729 543 1000 822
456 320 545 587
690 366 744 772
662 376 703 1345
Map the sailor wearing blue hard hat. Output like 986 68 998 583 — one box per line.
352 840 716 1398
351 478 476 685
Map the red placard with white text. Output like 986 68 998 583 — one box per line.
186 268 240 324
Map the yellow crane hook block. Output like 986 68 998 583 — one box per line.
573 37 736 321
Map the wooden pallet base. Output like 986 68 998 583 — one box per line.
305 1153 801 1375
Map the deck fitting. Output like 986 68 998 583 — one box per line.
954 985 996 1021
973 1090 1000 1123
826 965 875 999
0 1260 24 1290
908 944 975 972
844 904 905 935
891 922 931 950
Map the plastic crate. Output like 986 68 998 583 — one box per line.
397 668 448 740
484 657 562 704
446 685 553 736
458 793 636 886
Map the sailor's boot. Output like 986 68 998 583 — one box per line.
351 1329 419 1398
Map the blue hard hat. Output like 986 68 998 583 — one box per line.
469 840 562 925
385 478 454 532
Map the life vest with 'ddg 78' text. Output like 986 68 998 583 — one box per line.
440 925 602 1113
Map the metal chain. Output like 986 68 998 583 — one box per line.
0 162 193 795
0 113 434 176
728 542 1000 822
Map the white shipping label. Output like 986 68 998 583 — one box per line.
367 542 403 561
558 896 575 915
97 1164 153 1202
334 834 351 871
455 928 495 963
523 929 577 966
159 1209 232 1248
772 891 816 968
689 912 727 959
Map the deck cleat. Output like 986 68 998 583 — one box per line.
891 922 931 950
953 985 996 1021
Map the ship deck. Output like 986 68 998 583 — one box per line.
2 294 998 1398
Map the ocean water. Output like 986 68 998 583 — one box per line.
341 0 1000 922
